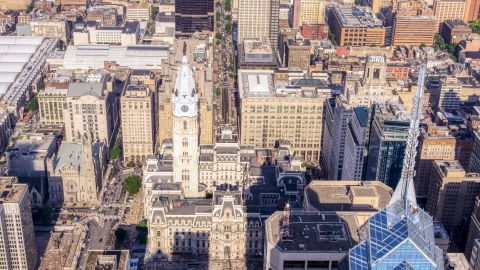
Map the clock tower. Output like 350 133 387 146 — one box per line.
172 47 200 198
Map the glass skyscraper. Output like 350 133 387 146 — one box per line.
342 64 444 270
365 103 410 189
345 197 444 270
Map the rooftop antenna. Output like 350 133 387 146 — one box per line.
389 63 426 208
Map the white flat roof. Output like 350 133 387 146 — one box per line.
0 83 10 95
0 63 26 73
0 44 39 54
0 72 18 83
63 44 169 69
0 36 44 46
0 53 33 63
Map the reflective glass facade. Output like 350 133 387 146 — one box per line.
365 111 410 189
346 199 444 270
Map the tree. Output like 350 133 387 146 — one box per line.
370 43 376 47
215 88 221 96
228 65 234 71
225 15 232 21
216 40 221 45
347 42 352 46
228 73 234 79
25 3 33 13
419 43 426 48
151 7 158 19
327 29 338 46
144 29 150 35
136 231 147 244
434 34 446 50
216 1 222 6
216 32 222 39
433 44 440 52
471 19 480 34
396 45 401 51
39 205 53 226
115 228 127 242
225 22 232 34
124 176 141 196
136 220 148 244
26 94 38 111
216 23 221 29
127 161 135 167
447 42 458 54
216 10 221 21
109 146 121 160
225 0 231 11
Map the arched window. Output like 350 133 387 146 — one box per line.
183 121 188 130
183 138 188 148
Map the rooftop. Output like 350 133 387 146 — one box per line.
7 133 57 177
68 70 109 98
305 181 393 211
265 211 360 253
64 44 169 69
240 71 331 99
38 231 80 270
444 18 470 29
0 177 26 203
156 12 175 23
332 5 384 28
0 37 57 104
85 250 129 270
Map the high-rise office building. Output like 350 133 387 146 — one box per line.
427 160 480 231
0 177 38 270
434 0 466 32
342 63 444 270
174 0 214 37
121 70 156 163
291 0 326 28
238 0 279 48
365 102 410 189
238 69 331 163
414 123 456 199
329 5 385 47
392 15 437 46
342 107 368 180
434 77 463 110
466 197 480 262
63 70 118 147
322 96 355 180
347 54 396 107
464 0 480 22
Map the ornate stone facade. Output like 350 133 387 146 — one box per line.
47 133 106 204
146 54 306 267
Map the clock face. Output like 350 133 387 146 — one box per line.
181 105 189 112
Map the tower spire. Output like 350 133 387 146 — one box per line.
389 63 426 207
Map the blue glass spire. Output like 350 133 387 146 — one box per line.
345 64 444 270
